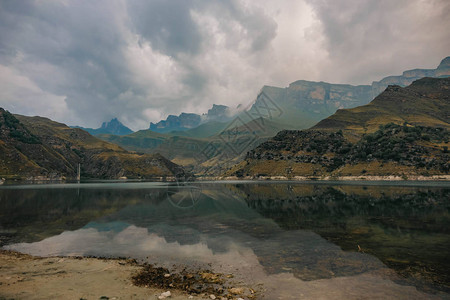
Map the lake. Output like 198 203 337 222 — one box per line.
0 181 449 299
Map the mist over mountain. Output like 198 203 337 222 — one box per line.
230 77 450 178
95 58 450 176
245 57 450 129
149 104 233 133
147 56 450 134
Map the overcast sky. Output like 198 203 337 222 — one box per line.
0 0 449 130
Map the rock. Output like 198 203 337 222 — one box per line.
158 291 171 299
209 295 216 299
229 287 245 295
164 273 171 278
188 296 194 299
200 272 221 283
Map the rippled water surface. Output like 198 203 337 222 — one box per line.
1 181 449 299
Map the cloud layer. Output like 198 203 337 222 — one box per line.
0 0 449 130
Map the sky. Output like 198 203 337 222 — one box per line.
0 0 449 130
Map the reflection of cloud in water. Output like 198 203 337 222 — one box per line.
6 226 216 262
6 225 438 299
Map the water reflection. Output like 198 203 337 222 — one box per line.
1 182 449 298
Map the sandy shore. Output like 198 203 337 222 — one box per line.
0 250 222 300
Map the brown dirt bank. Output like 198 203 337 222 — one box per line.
0 250 232 300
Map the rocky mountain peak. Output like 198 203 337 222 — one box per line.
438 56 450 69
98 118 133 135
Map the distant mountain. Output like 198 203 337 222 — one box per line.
146 57 450 136
150 113 201 133
98 58 450 176
229 77 450 178
313 77 450 133
246 56 450 129
149 104 233 133
98 116 287 175
73 118 133 136
0 108 185 180
205 104 231 122
371 56 450 96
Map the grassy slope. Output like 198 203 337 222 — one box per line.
313 77 450 134
16 115 124 151
167 120 230 138
0 111 185 179
230 78 450 177
96 116 289 176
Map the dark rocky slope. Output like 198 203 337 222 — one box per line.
0 109 185 180
229 77 450 178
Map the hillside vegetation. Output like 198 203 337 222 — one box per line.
0 109 185 180
229 77 450 178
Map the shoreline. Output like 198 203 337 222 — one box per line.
0 250 253 300
1 174 449 185
200 175 450 181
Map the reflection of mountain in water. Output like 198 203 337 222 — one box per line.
91 185 387 281
235 183 450 292
1 182 449 295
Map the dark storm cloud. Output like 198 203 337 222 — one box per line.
0 0 448 129
0 0 279 129
0 0 132 123
126 0 202 56
307 0 450 84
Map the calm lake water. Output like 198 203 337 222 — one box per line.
1 181 449 299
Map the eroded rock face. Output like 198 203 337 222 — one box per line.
235 78 450 178
73 118 133 136
205 104 231 122
150 113 202 133
249 57 450 126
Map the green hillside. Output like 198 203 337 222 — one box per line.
97 116 289 175
314 77 450 134
167 120 229 138
0 109 185 181
229 77 450 178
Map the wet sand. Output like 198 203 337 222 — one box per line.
1 249 445 300
0 250 222 300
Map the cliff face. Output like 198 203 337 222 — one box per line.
150 113 202 133
149 104 232 133
74 118 133 136
230 77 450 178
204 104 231 122
371 56 450 96
314 77 450 133
0 108 185 180
248 57 450 129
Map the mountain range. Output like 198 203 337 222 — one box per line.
149 104 233 133
229 77 449 178
73 118 133 136
2 57 449 180
95 57 450 175
244 56 450 129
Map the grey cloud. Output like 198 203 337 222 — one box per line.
0 0 150 127
0 0 281 129
126 0 202 57
307 0 450 84
201 0 277 52
0 0 448 130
